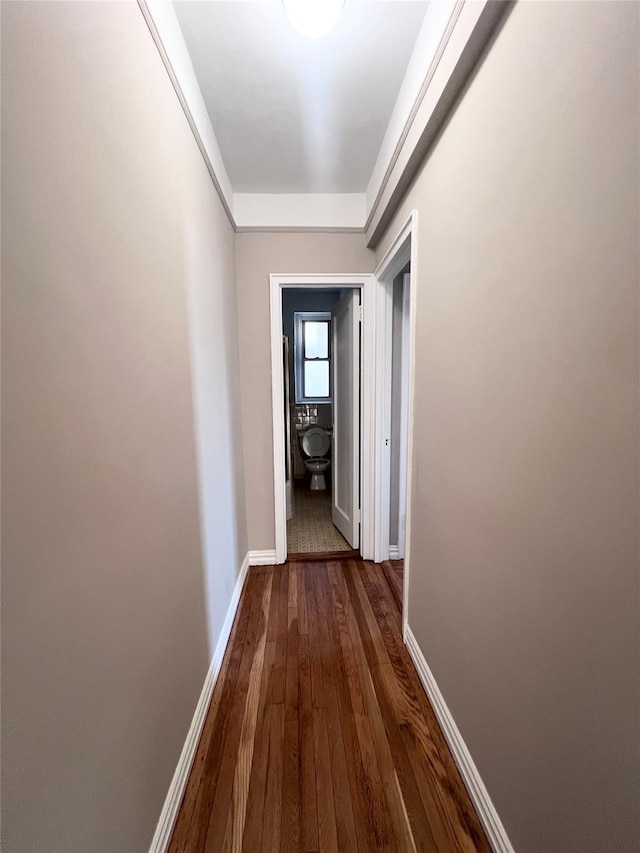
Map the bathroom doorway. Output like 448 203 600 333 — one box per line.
282 287 360 556
269 214 417 628
270 273 375 564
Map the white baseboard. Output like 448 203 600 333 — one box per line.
249 549 277 566
404 625 514 853
389 545 400 560
149 552 250 853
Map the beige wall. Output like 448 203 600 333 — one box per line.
1 3 246 851
235 232 374 550
376 2 639 851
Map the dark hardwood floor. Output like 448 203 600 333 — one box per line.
382 559 404 611
168 559 489 852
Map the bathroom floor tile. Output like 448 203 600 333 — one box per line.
286 485 351 553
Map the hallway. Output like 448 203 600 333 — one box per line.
168 559 489 852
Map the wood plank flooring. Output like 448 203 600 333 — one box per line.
382 560 404 611
169 559 489 852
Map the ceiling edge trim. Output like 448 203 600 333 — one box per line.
139 0 508 238
365 0 511 247
137 0 236 229
234 193 366 230
364 0 465 232
236 226 365 235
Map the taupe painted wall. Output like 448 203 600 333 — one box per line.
1 3 246 851
376 3 639 851
235 232 374 550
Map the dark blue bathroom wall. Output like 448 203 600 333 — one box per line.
282 289 341 430
282 288 341 340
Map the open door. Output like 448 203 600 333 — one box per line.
332 290 360 548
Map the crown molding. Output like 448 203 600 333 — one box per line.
365 0 459 217
236 226 365 235
365 0 511 246
234 193 366 230
138 0 508 238
138 0 235 227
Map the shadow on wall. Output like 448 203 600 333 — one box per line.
183 218 249 657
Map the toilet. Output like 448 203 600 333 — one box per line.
299 426 331 491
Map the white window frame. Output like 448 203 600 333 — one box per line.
294 311 332 404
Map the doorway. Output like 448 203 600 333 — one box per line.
389 265 411 562
270 274 376 564
269 211 417 620
373 210 418 631
282 287 359 555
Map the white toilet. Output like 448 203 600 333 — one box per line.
299 427 331 491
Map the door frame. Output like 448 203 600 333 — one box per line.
269 273 375 563
373 210 418 634
396 272 411 561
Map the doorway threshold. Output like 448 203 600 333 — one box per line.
287 549 360 563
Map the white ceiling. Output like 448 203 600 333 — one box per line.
173 1 429 194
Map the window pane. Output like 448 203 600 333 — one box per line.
304 322 328 358
304 360 329 398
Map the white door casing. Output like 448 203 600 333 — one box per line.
397 271 411 559
268 234 417 570
331 290 361 549
372 210 418 634
269 274 375 564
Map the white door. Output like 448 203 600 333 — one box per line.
332 290 360 548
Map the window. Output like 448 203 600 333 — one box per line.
294 312 331 403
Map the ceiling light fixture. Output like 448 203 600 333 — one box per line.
283 0 345 39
